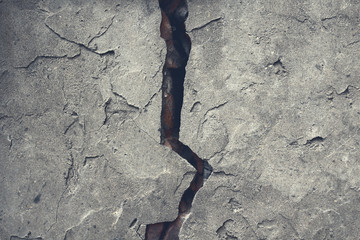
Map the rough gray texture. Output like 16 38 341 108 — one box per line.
0 0 359 239
0 1 190 239
180 0 360 239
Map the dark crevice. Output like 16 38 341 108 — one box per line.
190 17 223 32
10 237 43 240
103 98 112 125
33 193 41 204
14 48 113 69
83 155 102 166
110 86 141 110
337 86 350 95
64 153 74 186
15 55 67 69
216 220 238 240
102 94 140 126
129 218 138 228
173 171 195 194
189 101 201 112
346 39 360 47
305 136 325 145
87 15 116 47
213 171 236 177
10 232 43 240
44 22 116 56
64 119 78 135
99 50 115 56
145 1 213 239
266 57 286 76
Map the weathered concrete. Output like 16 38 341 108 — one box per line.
180 1 360 239
1 0 359 239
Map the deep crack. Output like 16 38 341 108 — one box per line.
145 1 213 239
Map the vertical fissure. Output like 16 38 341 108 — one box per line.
145 1 213 239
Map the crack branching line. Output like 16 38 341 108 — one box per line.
190 17 223 32
145 1 213 239
44 22 115 56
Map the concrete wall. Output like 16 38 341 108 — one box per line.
1 0 359 239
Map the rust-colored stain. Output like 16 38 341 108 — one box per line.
145 0 213 239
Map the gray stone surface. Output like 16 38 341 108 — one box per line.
1 1 189 239
0 0 359 239
180 0 360 239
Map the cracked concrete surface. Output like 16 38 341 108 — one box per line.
1 0 360 239
145 1 213 239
